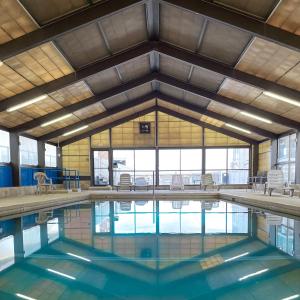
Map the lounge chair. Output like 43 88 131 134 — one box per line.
135 200 148 206
119 201 132 211
201 174 220 191
170 174 184 190
116 173 134 191
33 172 53 194
135 177 149 191
264 169 294 196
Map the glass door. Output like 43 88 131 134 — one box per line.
93 150 109 186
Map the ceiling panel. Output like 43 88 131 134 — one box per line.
99 4 147 53
189 66 225 92
117 55 151 82
85 68 121 94
160 3 206 52
159 55 191 82
268 0 300 35
49 81 94 107
20 0 88 25
125 83 152 100
199 20 252 66
213 0 279 19
0 110 32 127
4 42 74 86
102 93 128 109
236 37 300 88
159 83 185 100
73 102 106 119
0 0 38 45
183 92 211 108
55 22 110 68
200 115 224 127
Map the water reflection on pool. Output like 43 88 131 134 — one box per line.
0 199 299 300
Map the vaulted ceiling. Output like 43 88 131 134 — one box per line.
0 0 300 145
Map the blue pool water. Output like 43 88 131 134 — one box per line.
0 199 299 299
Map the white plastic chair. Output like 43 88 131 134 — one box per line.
264 169 294 196
33 172 53 194
201 174 220 191
116 173 134 191
135 177 149 190
170 174 184 191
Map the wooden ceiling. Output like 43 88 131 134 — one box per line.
0 0 299 145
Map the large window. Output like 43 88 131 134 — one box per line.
23 225 41 257
276 217 294 256
205 148 249 184
113 150 155 185
0 130 10 163
20 136 38 166
159 149 202 185
94 151 109 185
277 134 296 183
45 143 57 167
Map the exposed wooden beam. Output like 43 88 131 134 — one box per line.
39 92 158 141
158 92 277 139
0 41 154 113
11 73 157 133
60 106 157 146
163 0 300 52
158 106 258 144
156 73 300 131
146 0 160 40
0 0 144 60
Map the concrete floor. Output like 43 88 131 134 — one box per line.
0 189 300 219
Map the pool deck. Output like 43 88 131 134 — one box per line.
0 189 300 219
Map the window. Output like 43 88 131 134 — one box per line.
0 235 14 271
276 217 294 256
277 134 296 183
20 136 38 166
23 225 41 257
113 150 155 185
159 149 202 185
205 148 249 184
0 130 10 163
47 218 59 243
95 201 111 233
45 143 57 167
94 151 109 185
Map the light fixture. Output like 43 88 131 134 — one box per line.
240 111 272 124
41 114 72 127
281 295 300 300
0 61 3 67
263 91 300 107
225 123 251 134
47 268 76 280
7 95 48 112
238 268 268 281
15 294 37 300
67 252 91 262
63 125 88 136
224 252 249 262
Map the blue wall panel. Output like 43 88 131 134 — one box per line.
0 165 13 187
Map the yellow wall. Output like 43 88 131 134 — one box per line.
258 140 271 172
91 129 110 148
204 129 248 146
62 138 90 176
158 112 202 146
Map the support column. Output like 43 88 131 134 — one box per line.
271 139 278 169
9 133 20 186
295 131 300 184
14 218 24 262
40 223 48 248
109 129 113 186
155 110 159 187
57 146 62 169
37 141 45 169
252 143 259 177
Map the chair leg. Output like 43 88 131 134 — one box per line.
269 188 272 196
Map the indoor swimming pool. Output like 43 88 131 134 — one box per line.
0 199 299 300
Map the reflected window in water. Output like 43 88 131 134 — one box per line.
0 235 14 271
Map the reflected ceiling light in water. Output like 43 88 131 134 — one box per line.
47 268 76 280
282 295 300 300
67 252 91 262
16 294 37 300
224 252 249 262
238 268 268 281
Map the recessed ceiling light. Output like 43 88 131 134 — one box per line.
7 95 48 112
263 91 300 107
63 125 89 136
240 111 272 124
225 123 251 134
41 114 73 127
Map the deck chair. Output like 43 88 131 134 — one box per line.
135 177 149 191
135 200 148 206
116 173 134 191
33 172 53 194
201 174 220 191
264 169 294 196
170 174 184 190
